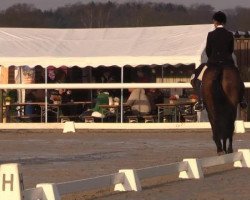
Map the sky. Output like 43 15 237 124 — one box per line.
0 0 250 10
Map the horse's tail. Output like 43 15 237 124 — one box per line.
212 67 236 140
212 68 224 104
214 67 241 107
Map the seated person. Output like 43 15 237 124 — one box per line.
146 89 164 115
59 89 73 103
49 89 75 118
46 90 61 122
92 91 110 117
48 89 73 104
125 88 151 116
100 70 120 97
59 89 75 117
25 89 45 121
80 90 110 119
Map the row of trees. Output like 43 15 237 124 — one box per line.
0 2 249 30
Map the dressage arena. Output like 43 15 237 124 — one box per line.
1 129 250 200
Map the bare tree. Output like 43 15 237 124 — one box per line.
0 2 249 30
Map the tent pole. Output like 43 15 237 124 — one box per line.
90 67 93 103
0 66 3 123
0 89 3 123
45 67 48 123
161 65 164 82
19 66 22 116
19 66 22 104
121 66 124 123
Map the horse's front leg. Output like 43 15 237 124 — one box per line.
227 136 233 153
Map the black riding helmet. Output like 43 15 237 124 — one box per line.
212 11 227 24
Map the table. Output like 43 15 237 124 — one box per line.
40 101 92 122
156 100 197 122
4 102 44 122
4 101 92 122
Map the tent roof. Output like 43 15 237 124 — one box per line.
0 24 213 68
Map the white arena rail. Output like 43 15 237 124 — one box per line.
200 152 243 168
56 173 124 195
136 161 188 180
0 83 195 89
1 149 250 200
0 82 250 89
0 122 247 134
23 188 43 200
0 82 249 132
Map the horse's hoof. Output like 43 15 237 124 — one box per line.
217 151 225 156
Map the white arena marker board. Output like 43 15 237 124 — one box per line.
63 121 75 133
36 183 60 200
0 163 24 200
179 158 204 179
114 169 141 191
234 149 250 168
234 120 245 134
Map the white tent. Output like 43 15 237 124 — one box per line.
0 24 213 68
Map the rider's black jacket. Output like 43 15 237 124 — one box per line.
206 27 235 67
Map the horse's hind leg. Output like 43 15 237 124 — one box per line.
213 135 224 155
227 136 233 153
222 138 227 154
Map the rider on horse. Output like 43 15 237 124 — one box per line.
192 11 247 111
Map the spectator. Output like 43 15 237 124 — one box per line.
136 68 149 83
54 68 74 117
23 66 35 117
22 65 35 84
146 89 164 114
55 68 67 83
100 69 119 97
30 65 45 103
125 88 151 116
80 90 110 119
24 65 45 121
47 66 56 83
54 68 72 103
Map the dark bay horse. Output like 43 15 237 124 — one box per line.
202 66 244 155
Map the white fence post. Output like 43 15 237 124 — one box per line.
234 149 250 168
63 121 75 133
0 163 24 200
36 183 61 200
114 169 141 191
234 120 245 134
179 159 204 179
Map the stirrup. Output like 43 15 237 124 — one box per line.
194 101 204 112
